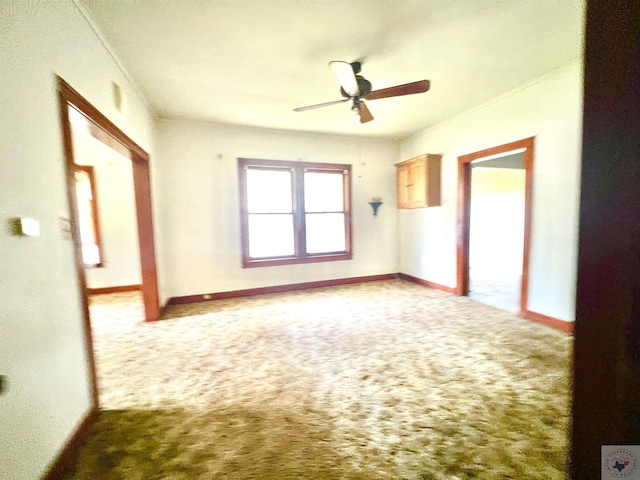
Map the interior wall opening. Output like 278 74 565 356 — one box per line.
456 136 534 317
58 77 161 408
69 106 143 293
468 152 525 313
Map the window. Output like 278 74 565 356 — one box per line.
74 165 103 267
238 158 352 268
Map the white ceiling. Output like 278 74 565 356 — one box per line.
78 0 584 140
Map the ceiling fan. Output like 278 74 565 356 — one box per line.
293 61 430 124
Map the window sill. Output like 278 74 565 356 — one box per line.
242 253 352 269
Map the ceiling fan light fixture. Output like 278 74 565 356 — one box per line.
351 105 361 122
330 61 360 97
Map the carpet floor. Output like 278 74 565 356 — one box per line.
65 279 572 479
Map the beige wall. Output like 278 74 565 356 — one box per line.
0 2 155 478
472 166 525 195
398 62 583 322
154 120 399 300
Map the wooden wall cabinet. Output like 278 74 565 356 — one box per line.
395 154 441 208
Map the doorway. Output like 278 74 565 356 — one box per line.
456 137 534 315
57 77 160 407
69 106 142 293
468 153 525 312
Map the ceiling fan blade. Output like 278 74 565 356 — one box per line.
358 101 374 124
365 80 431 100
293 98 349 112
329 60 360 97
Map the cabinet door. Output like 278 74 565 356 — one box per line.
396 154 441 209
409 157 427 206
397 163 411 208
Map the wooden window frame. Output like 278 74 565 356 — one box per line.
238 158 352 268
74 164 104 268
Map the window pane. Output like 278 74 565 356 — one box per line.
248 214 295 258
75 168 101 266
305 213 346 253
304 172 344 212
247 168 292 213
75 170 93 200
82 244 101 266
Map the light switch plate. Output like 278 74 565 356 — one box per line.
11 217 40 236
20 218 39 236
